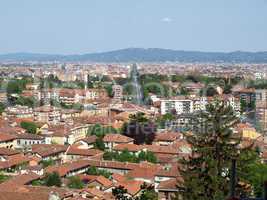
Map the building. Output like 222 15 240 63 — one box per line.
255 89 267 132
33 105 61 124
160 97 207 115
112 85 123 103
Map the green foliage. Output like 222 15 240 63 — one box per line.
0 103 6 114
40 75 61 89
88 124 118 138
14 96 37 107
60 102 83 110
248 79 267 89
20 121 38 134
103 149 157 164
104 84 113 97
40 159 55 168
112 183 158 200
180 101 241 200
0 172 9 183
7 79 26 94
138 184 158 200
94 138 105 151
31 179 45 186
44 172 62 187
156 113 175 129
240 98 247 113
237 149 267 198
180 86 189 95
122 112 156 145
67 176 85 189
86 166 111 179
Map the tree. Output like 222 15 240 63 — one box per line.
112 183 158 200
240 98 248 113
94 138 105 151
122 112 156 145
206 86 218 97
86 166 112 179
138 183 158 200
67 176 84 189
0 103 5 114
105 84 113 97
112 185 132 200
180 101 241 200
14 96 37 107
44 172 62 187
0 172 9 183
7 80 23 94
40 159 55 168
237 149 267 198
20 121 38 134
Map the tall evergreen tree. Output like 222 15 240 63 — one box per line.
180 101 241 200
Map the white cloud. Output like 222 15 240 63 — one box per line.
161 17 173 23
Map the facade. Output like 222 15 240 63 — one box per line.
255 89 267 132
160 97 207 115
112 85 123 103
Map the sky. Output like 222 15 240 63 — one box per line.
0 0 267 54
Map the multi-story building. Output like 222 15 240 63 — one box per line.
160 97 207 115
255 89 267 132
112 85 123 103
33 105 61 124
3 105 33 118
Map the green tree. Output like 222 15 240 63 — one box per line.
240 98 247 113
180 101 240 200
94 138 105 151
40 159 55 168
237 149 267 198
122 112 156 145
7 80 23 94
15 96 37 107
67 176 84 189
44 172 62 187
112 183 158 200
20 121 38 134
0 103 6 114
105 84 113 97
0 172 9 183
86 166 111 178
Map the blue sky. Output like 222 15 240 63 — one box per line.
0 0 267 54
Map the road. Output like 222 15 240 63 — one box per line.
131 64 143 105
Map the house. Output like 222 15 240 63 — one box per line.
42 123 90 145
156 178 182 200
103 134 134 150
0 133 17 149
154 132 183 146
3 105 34 119
79 175 113 191
31 144 68 162
113 143 143 155
74 135 98 149
0 154 29 173
235 123 261 139
16 133 45 148
0 147 20 157
65 145 103 161
33 105 61 124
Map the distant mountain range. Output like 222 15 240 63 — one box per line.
1 48 267 63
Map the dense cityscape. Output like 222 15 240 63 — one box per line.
0 60 266 200
1 0 267 200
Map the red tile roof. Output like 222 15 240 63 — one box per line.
103 134 133 143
